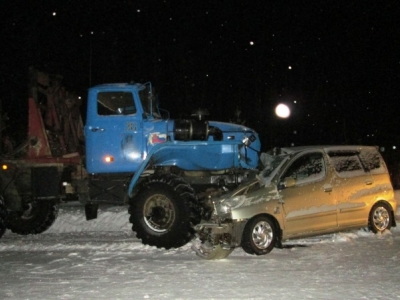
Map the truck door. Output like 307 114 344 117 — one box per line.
85 89 143 174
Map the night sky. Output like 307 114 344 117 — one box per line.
1 1 399 152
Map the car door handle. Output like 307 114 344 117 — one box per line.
90 127 105 132
323 184 332 193
365 180 373 185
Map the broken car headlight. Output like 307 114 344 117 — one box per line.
214 201 232 219
221 204 231 214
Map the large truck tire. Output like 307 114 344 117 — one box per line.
129 174 202 249
0 196 8 238
7 199 59 235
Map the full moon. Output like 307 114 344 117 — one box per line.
275 103 290 118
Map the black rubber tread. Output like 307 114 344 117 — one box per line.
0 197 8 238
7 199 59 235
144 173 202 226
129 173 201 249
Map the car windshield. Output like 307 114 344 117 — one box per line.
258 152 289 184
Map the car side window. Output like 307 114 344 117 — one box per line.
97 92 137 116
282 152 325 185
328 151 365 178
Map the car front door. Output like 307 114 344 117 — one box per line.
279 151 337 238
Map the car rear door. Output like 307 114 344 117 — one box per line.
327 149 374 228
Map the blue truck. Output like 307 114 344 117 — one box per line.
0 69 261 248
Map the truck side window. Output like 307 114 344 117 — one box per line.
282 152 325 185
97 92 136 116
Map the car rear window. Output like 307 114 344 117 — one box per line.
328 151 365 177
328 148 386 177
359 149 386 174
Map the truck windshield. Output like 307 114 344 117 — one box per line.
138 85 161 119
97 92 136 116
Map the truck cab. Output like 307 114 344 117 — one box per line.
85 82 261 177
85 83 166 173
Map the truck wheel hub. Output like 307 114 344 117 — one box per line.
143 195 175 233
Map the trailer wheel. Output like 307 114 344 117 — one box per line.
129 174 201 249
0 196 8 238
7 198 58 235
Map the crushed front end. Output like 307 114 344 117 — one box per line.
191 150 290 259
191 197 247 259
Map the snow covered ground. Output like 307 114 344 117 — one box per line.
1 192 400 299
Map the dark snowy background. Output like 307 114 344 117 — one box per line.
1 1 400 182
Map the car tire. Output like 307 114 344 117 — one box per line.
369 202 393 233
241 215 277 255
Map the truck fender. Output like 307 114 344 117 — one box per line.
127 141 219 197
127 142 171 197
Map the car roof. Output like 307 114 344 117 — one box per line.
280 145 378 155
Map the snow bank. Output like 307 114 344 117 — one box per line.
45 203 132 234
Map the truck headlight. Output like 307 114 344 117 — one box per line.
242 136 250 146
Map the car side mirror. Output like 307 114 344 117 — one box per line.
280 177 296 189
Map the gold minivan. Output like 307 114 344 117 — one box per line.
192 146 397 259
